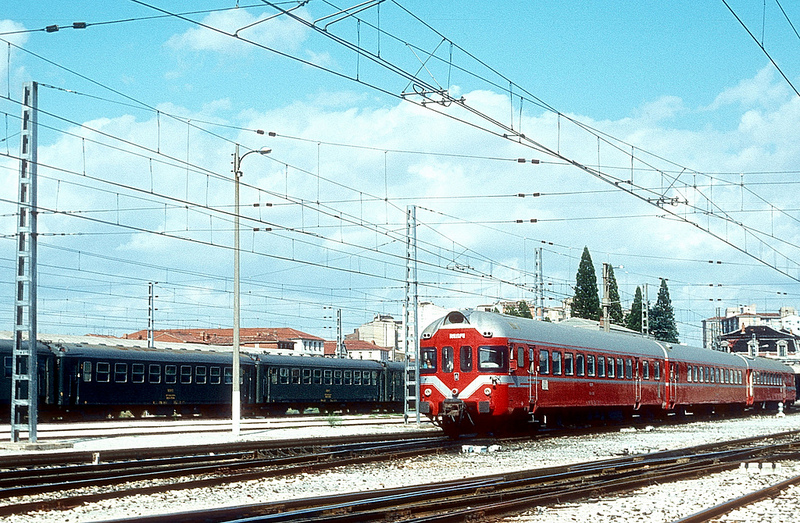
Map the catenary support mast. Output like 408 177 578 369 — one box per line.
403 205 420 424
11 82 39 443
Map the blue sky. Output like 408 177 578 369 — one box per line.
2 1 800 346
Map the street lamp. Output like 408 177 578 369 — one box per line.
232 144 271 437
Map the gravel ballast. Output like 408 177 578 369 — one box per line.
5 413 800 523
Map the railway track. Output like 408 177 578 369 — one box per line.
79 430 800 523
0 432 450 517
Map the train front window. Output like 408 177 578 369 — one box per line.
420 347 437 373
460 346 473 372
442 346 454 373
478 346 508 372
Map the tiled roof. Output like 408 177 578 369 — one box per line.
124 327 323 346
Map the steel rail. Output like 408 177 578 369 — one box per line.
671 472 800 523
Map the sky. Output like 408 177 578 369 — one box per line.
2 1 800 347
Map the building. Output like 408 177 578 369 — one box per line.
702 305 798 352
124 328 325 357
324 339 392 362
718 324 799 358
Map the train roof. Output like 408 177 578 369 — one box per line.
44 342 254 364
423 310 794 373
253 353 390 369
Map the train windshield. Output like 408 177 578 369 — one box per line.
420 347 437 373
477 346 508 372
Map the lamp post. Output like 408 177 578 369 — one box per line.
232 144 271 436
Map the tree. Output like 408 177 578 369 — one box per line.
625 286 643 332
505 301 533 319
650 279 679 343
606 265 624 325
571 247 601 321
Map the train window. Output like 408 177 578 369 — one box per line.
224 367 233 385
195 366 207 385
181 365 192 384
576 354 585 377
616 358 624 379
564 353 573 376
303 369 312 385
344 370 352 385
132 364 145 384
148 364 161 384
687 365 692 383
625 359 632 380
82 361 92 382
552 351 562 376
371 371 378 385
114 363 128 383
363 371 371 386
717 368 721 384
586 355 595 377
291 368 301 385
3 357 11 378
654 361 661 381
354 370 362 385
606 357 614 378
539 350 549 375
442 346 454 373
460 346 473 372
210 366 221 385
313 369 322 385
478 346 508 372
723 369 728 384
598 356 606 378
269 367 278 385
324 370 332 385
165 365 177 384
643 361 650 380
279 368 289 385
96 362 110 383
420 347 437 373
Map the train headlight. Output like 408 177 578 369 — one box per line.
424 388 432 397
484 387 492 396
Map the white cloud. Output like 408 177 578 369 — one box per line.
166 8 310 55
706 66 790 110
0 20 28 82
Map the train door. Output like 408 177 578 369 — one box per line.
528 346 537 410
634 358 642 410
507 344 526 410
667 362 678 409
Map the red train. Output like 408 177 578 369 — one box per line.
418 310 796 435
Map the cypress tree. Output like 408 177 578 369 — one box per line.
625 286 643 332
650 279 679 343
570 247 601 321
607 265 624 325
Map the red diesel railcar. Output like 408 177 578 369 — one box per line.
418 310 795 436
